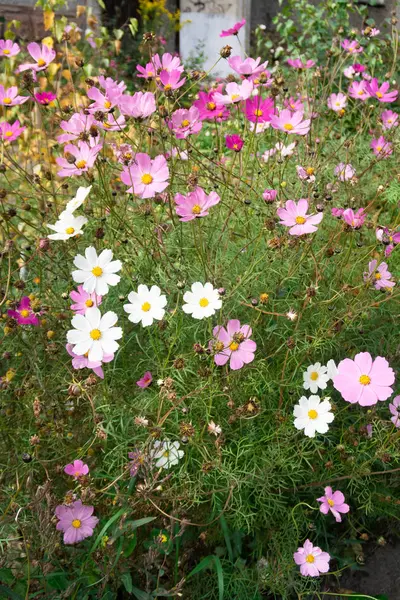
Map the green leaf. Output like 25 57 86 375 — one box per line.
89 507 126 555
46 572 69 590
129 18 138 38
97 0 106 8
121 572 133 593
131 586 151 600
113 28 124 41
123 534 137 557
0 585 23 600
187 555 224 600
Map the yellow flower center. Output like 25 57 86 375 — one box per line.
231 94 240 101
358 90 364 96
37 58 46 67
104 100 112 109
181 119 190 127
85 299 94 307
359 374 371 385
284 123 293 131
254 109 263 117
206 102 216 110
3 49 10 55
375 273 382 280
335 102 341 106
92 266 103 277
72 519 82 528
376 92 383 98
76 160 87 169
308 409 318 420
229 341 239 351
327 498 335 507
376 146 382 152
310 371 319 381
20 309 30 318
306 167 314 176
295 216 306 224
388 119 393 124
3 97 12 105
141 302 151 312
160 534 168 543
215 341 224 352
5 131 13 137
141 173 153 185
74 471 81 476
65 227 75 234
306 554 315 563
192 204 201 214
199 297 209 307
90 328 101 340
163 450 170 457
164 84 172 91
233 143 238 149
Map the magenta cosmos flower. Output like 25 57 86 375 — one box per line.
263 189 277 202
270 109 311 135
169 106 202 139
343 208 365 229
194 91 229 122
70 285 102 315
366 78 398 103
220 18 246 37
137 371 153 388
55 500 98 545
56 141 102 177
341 39 363 54
225 134 244 152
335 162 356 181
211 319 256 371
228 55 268 78
0 39 20 58
8 296 39 325
376 226 400 257
389 396 400 427
121 153 169 199
294 539 330 577
118 91 156 119
317 487 350 522
0 120 25 142
57 112 97 144
333 352 395 406
174 186 220 221
158 69 186 92
370 136 393 158
381 109 398 130
277 199 323 236
244 96 274 123
18 42 56 72
66 343 114 379
34 91 56 106
287 58 315 69
364 259 395 290
64 459 89 479
0 85 29 107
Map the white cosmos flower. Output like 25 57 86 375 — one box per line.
66 306 122 362
182 282 222 320
326 359 338 380
303 362 329 394
123 284 167 327
65 185 92 212
152 440 184 469
72 247 122 296
47 211 88 240
293 395 334 438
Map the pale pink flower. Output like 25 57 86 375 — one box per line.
262 189 277 202
317 487 350 522
0 39 20 58
296 165 315 182
343 208 365 229
95 113 126 132
341 39 363 54
0 85 29 106
376 226 400 257
174 186 220 221
0 120 25 142
327 92 347 112
348 80 370 101
87 85 122 113
277 199 323 236
121 153 169 198
227 55 268 78
118 91 156 118
70 285 102 315
18 42 55 72
213 80 253 105
294 539 330 577
169 106 202 139
389 396 400 427
366 78 398 103
344 66 356 79
287 58 316 69
64 459 89 479
333 352 395 406
270 109 311 135
381 109 398 129
55 500 98 544
208 421 222 436
364 259 395 290
284 96 305 112
153 52 183 73
210 320 256 371
66 343 114 379
335 163 355 181
56 141 102 177
370 136 393 158
57 112 97 144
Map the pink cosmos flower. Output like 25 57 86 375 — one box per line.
225 134 244 152
0 85 29 106
370 136 392 158
213 80 253 105
331 207 344 218
66 343 113 379
55 500 98 545
111 143 135 166
118 91 156 119
64 459 89 479
174 186 220 221
228 55 268 78
56 141 102 177
194 91 230 122
348 80 369 101
327 92 347 112
333 352 395 406
18 42 56 72
341 39 363 54
389 396 400 427
365 78 398 103
137 371 153 388
263 189 277 202
121 153 169 199
296 165 315 182
98 75 127 95
87 85 122 113
277 199 323 236
381 109 398 130
57 112 97 144
158 69 186 91
128 449 146 476
220 18 246 37
34 91 56 105
364 259 395 290
137 61 158 79
211 319 256 370
343 207 365 229
317 487 350 522
353 63 366 73
0 39 20 58
284 96 305 112
95 113 126 132
270 109 311 135
335 163 356 181
169 106 202 139
0 120 25 142
287 58 316 69
344 66 356 79
294 540 330 577
70 285 102 315
376 226 400 257
8 296 39 325
153 52 183 74
243 96 274 123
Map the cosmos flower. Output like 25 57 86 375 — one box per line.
341 39 363 54
225 134 244 151
0 39 20 58
153 52 184 73
270 109 311 135
57 112 97 144
342 208 365 229
228 55 268 78
213 80 253 105
174 186 220 221
124 285 167 327
34 91 56 105
327 92 347 112
365 78 398 103
72 247 122 296
277 199 323 236
364 259 395 290
208 421 222 436
220 18 246 37
158 69 186 91
8 296 39 325
333 352 395 406
389 396 400 427
69 285 102 315
47 211 88 241
136 371 153 388
87 84 123 113
169 106 202 139
0 85 29 106
287 58 316 69
18 42 56 72
211 319 256 370
95 113 126 132
64 459 89 479
55 500 98 545
66 343 113 379
303 363 330 394
56 141 102 177
0 120 25 142
65 186 92 213
317 487 350 522
293 395 334 438
370 136 393 158
243 96 274 123
152 440 184 469
263 189 277 202
182 282 222 320
118 91 156 118
67 307 122 362
376 226 400 257
121 153 169 199
348 80 369 101
294 540 330 576
194 91 230 122
296 165 315 182
334 163 356 181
